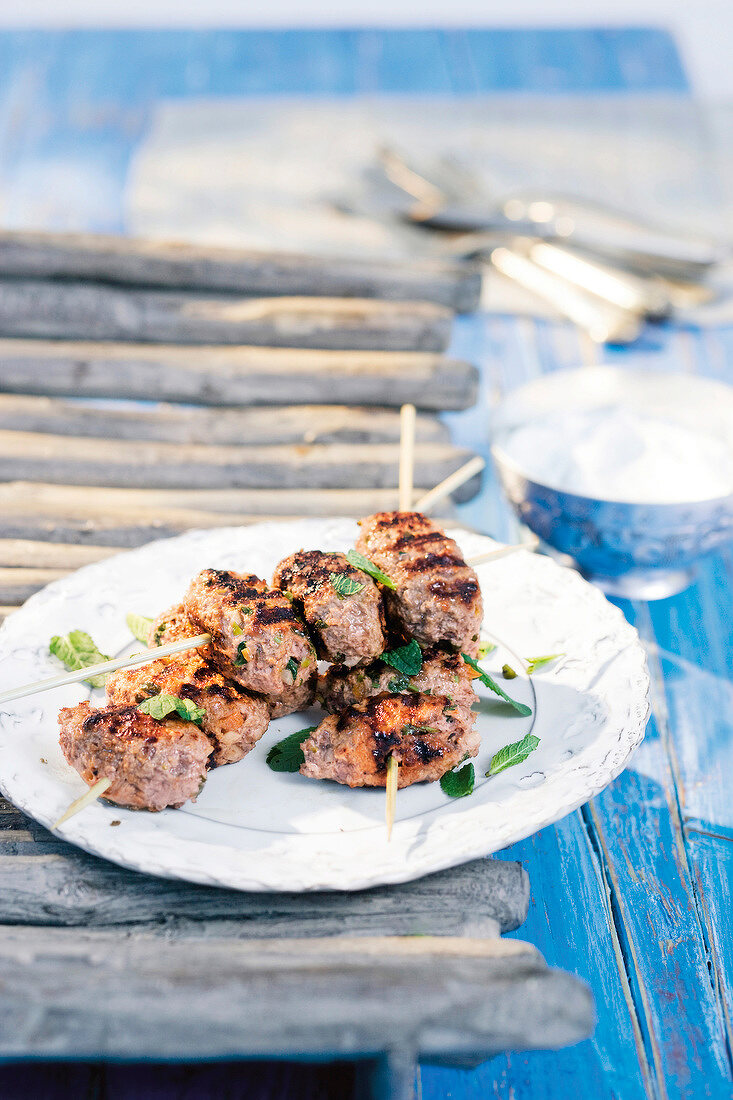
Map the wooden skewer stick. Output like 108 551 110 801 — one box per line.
414 455 485 514
385 403 418 837
0 633 211 705
469 537 539 567
52 776 111 829
385 755 399 842
0 542 535 709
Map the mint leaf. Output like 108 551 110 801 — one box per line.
50 630 110 689
525 653 564 675
461 653 532 717
126 613 153 644
487 734 540 776
387 673 410 693
266 726 316 772
137 694 206 725
440 761 475 798
345 550 396 590
330 572 365 598
381 639 422 678
286 656 300 682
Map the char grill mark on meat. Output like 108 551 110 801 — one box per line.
300 692 478 789
106 652 270 768
317 646 477 713
356 511 483 656
273 549 385 664
58 701 212 811
184 568 316 715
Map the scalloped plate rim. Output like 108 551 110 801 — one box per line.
0 519 650 892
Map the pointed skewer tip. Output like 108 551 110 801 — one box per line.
52 775 112 830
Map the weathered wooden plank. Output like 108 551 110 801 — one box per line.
0 566 70 602
685 831 733 1052
434 817 655 1100
0 799 528 932
0 431 480 495
577 597 733 1097
0 539 121 568
0 482 440 546
646 554 733 1060
0 230 482 312
0 395 449 446
0 926 593 1062
0 281 453 350
0 339 478 409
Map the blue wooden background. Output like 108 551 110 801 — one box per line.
0 27 730 1100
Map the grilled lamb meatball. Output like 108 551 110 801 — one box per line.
356 511 483 656
273 549 385 664
185 569 316 714
300 692 478 788
318 647 477 713
106 652 270 767
147 602 208 655
58 701 211 811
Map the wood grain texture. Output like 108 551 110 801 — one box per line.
442 818 655 1100
0 540 122 568
0 482 445 547
0 395 449 446
0 339 478 409
0 797 528 933
0 230 482 312
0 430 479 495
0 281 453 350
0 24 723 1100
0 566 72 602
0 925 593 1062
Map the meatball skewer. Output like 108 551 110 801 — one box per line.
273 549 385 665
184 569 317 716
58 701 212 814
106 651 270 767
318 646 478 714
355 511 483 657
300 692 479 790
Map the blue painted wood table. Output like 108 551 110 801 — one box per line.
0 26 730 1100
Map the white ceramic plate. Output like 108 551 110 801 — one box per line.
0 519 649 892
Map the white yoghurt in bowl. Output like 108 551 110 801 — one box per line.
492 367 733 505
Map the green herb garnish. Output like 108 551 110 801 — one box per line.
502 664 517 680
266 726 316 772
487 734 540 776
126 613 153 644
387 673 410 693
286 656 300 681
478 640 497 659
440 761 475 799
137 694 206 726
49 630 111 689
345 550 396 590
330 572 365 599
525 653 564 674
461 653 531 717
381 639 422 678
402 723 439 735
233 641 250 666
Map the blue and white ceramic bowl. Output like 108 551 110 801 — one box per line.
491 367 733 598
